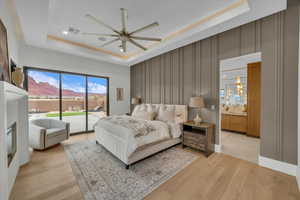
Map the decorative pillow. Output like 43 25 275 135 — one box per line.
146 104 158 113
157 106 175 122
167 122 182 138
131 104 145 116
132 110 156 120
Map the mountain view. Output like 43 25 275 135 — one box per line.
28 76 106 97
28 76 84 97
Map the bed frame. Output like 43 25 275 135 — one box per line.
95 104 187 169
96 138 181 169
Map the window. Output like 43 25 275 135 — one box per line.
25 67 109 134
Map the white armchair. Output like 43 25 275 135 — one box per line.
29 118 70 150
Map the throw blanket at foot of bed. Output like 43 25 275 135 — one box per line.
101 116 158 138
95 116 170 157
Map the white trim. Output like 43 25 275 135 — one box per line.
297 7 300 190
297 170 300 190
296 170 300 190
258 156 297 176
214 144 221 153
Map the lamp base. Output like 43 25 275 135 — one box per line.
193 113 202 124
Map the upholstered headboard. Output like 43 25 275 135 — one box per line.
132 104 188 123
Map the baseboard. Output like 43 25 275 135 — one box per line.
297 168 300 190
214 144 221 153
258 156 297 176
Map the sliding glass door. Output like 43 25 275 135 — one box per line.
87 76 108 131
27 70 60 121
62 73 87 133
25 67 109 134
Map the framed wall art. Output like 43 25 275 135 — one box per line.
116 88 124 101
0 19 10 82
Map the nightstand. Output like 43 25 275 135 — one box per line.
182 121 215 157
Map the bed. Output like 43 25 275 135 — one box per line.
94 104 188 169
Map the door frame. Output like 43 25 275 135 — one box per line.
24 66 110 134
218 52 261 152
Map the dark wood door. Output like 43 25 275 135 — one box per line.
247 62 261 137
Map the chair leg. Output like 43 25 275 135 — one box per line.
96 140 99 145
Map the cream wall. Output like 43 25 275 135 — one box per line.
19 45 130 115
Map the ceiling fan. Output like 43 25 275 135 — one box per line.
83 8 162 52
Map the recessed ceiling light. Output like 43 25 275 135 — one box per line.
62 31 69 35
98 37 106 41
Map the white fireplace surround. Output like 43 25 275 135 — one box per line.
0 81 30 200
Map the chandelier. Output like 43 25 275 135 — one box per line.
235 76 243 96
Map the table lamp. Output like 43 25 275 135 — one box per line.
189 96 205 124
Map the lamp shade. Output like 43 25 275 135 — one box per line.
131 97 140 105
189 96 205 108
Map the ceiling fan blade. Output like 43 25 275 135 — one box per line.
129 39 147 51
122 40 127 52
85 14 120 34
121 8 128 32
130 36 162 42
101 38 120 47
82 33 119 37
129 22 159 35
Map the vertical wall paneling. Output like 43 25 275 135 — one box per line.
182 44 194 105
130 1 299 164
282 1 299 164
164 53 172 104
172 49 180 104
241 22 256 55
195 41 201 96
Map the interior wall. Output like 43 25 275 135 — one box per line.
19 45 130 115
131 0 299 164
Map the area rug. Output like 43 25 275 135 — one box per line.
64 140 198 200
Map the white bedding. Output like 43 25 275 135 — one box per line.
95 115 172 158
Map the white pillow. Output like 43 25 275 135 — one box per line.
132 104 145 116
132 110 156 120
157 106 175 122
146 104 158 113
167 122 182 138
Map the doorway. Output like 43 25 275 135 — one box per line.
219 53 261 163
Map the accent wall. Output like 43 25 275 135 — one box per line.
130 0 299 164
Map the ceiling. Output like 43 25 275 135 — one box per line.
14 0 287 66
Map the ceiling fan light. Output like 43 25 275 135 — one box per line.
84 10 160 51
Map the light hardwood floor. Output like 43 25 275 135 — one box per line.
10 133 300 200
221 131 260 164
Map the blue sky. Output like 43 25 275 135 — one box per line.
28 70 107 94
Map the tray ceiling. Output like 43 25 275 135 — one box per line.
14 0 287 66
